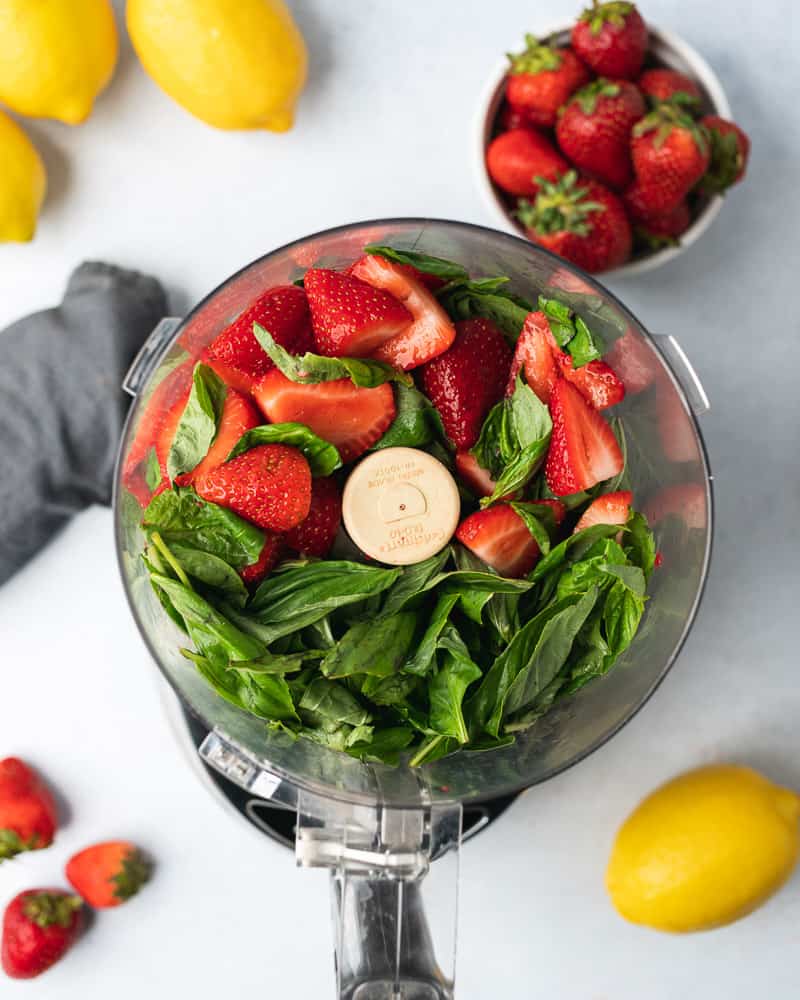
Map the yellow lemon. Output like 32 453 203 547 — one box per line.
126 0 307 132
0 110 46 243
0 0 118 125
606 764 800 932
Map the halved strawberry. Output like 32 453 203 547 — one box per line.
555 353 625 410
455 451 499 498
202 286 313 394
455 501 558 578
350 255 456 370
240 533 286 586
253 370 396 463
545 379 623 495
574 490 632 533
304 269 412 358
421 318 512 449
286 476 342 557
506 311 558 400
174 389 261 487
195 444 311 532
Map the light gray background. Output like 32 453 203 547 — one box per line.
1 1 798 997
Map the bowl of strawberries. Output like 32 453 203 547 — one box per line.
477 1 751 276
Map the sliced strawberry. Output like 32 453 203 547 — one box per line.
122 359 194 481
173 389 262 487
202 286 313 394
574 490 632 533
286 476 342 557
536 498 567 527
456 503 542 578
350 255 456 370
545 379 623 496
506 311 558 400
253 369 396 463
455 451 499 498
555 353 626 410
345 258 446 292
304 268 412 358
420 318 512 449
195 444 311 532
240 532 286 586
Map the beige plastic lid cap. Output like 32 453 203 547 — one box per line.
342 447 461 566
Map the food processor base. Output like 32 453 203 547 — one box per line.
160 682 520 849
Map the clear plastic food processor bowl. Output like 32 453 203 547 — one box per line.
114 220 713 999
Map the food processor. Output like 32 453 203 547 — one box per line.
114 219 713 999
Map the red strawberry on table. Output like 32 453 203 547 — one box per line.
2 890 83 979
505 35 590 129
699 116 751 194
555 78 646 191
517 171 632 273
630 106 710 216
240 532 286 586
202 285 313 395
545 378 623 495
574 489 632 532
637 68 701 109
195 444 311 532
571 1 648 80
350 255 456 370
286 476 342 558
156 387 261 489
304 269 412 358
66 841 151 909
0 758 58 862
506 311 558 402
421 317 512 449
486 128 569 198
455 499 565 578
254 370 396 463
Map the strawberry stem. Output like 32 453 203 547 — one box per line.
516 171 605 237
633 104 710 156
580 0 636 33
507 34 563 75
22 893 82 929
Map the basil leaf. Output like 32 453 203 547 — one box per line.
253 324 411 387
568 316 605 367
168 543 249 608
364 245 468 282
188 654 299 723
404 592 460 676
150 574 265 667
471 401 513 478
509 502 555 555
299 678 371 728
320 612 416 679
144 448 162 491
143 487 265 570
229 650 325 675
345 726 415 764
373 383 446 451
378 549 451 617
529 523 622 582
167 363 227 481
439 278 532 338
226 422 342 476
538 295 575 347
361 672 420 706
428 627 482 743
603 580 646 656
624 510 656 580
502 587 598 719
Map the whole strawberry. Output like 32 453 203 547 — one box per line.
421 318 512 449
572 1 648 80
699 116 750 194
486 127 569 197
556 78 646 190
66 841 151 909
517 170 632 273
286 476 342 558
631 199 691 248
0 758 58 862
2 890 83 979
638 68 701 110
195 444 312 532
506 35 590 128
497 101 534 131
630 105 710 215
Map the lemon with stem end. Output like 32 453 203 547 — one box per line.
0 111 46 243
0 0 118 125
127 0 307 132
606 763 800 932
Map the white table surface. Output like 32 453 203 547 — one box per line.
1 1 798 996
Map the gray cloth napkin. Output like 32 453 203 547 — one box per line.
0 262 167 585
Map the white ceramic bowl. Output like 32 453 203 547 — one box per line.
474 24 732 278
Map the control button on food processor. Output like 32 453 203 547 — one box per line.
342 447 460 566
